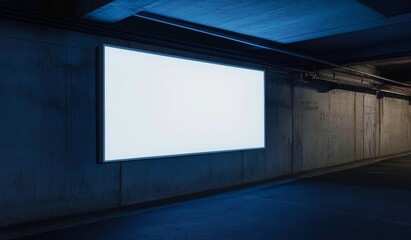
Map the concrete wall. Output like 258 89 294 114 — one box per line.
1 19 411 227
380 97 411 155
293 82 357 171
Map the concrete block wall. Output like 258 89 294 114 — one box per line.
1 19 411 227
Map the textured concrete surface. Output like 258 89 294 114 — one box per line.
81 0 410 44
380 98 411 156
293 81 358 171
354 92 365 160
364 93 380 158
16 154 411 240
265 70 294 178
1 19 411 227
120 152 244 206
0 27 120 227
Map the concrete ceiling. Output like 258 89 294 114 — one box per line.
2 0 411 68
363 57 411 83
78 0 411 64
82 0 411 43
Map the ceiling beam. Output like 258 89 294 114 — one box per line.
278 13 411 43
324 41 411 64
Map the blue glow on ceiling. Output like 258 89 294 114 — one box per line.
85 0 411 44
143 0 384 43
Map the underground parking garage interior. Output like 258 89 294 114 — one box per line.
1 0 411 239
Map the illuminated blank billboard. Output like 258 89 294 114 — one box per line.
100 45 264 162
